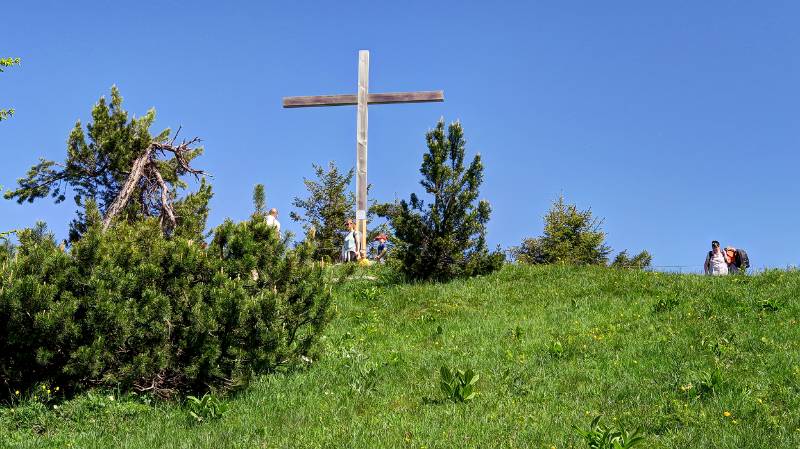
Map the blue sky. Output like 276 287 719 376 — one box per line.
2 1 798 271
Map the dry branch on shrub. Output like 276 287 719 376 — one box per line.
103 131 206 232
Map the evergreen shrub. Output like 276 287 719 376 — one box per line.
376 119 504 282
0 209 331 399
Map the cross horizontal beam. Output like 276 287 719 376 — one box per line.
283 90 444 108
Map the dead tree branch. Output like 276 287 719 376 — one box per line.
102 136 205 231
102 145 154 230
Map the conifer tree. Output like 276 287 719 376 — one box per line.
290 162 355 261
0 88 332 400
5 86 205 240
610 249 652 270
253 184 267 216
376 119 504 281
513 195 611 265
514 195 652 268
0 185 331 399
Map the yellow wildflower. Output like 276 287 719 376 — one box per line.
723 411 731 417
14 390 20 396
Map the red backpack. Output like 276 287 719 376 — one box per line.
724 248 736 265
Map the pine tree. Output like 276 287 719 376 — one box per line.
4 86 206 240
513 195 611 265
0 88 331 400
376 119 504 281
252 184 267 216
1 187 331 399
610 249 652 270
290 162 355 261
0 57 21 121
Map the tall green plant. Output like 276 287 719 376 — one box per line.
376 119 504 281
439 366 479 403
573 415 645 449
186 393 229 424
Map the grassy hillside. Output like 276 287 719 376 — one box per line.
2 265 799 448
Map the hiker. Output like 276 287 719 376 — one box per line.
373 234 389 263
266 208 281 235
725 246 750 274
704 240 728 276
725 247 739 274
340 219 362 263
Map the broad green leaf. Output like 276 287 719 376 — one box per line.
440 366 451 382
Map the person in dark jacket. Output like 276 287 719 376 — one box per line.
725 246 750 273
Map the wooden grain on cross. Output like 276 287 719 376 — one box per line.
283 91 445 108
283 50 444 254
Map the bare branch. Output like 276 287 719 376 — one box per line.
102 144 154 230
153 167 176 230
168 125 182 147
102 135 206 232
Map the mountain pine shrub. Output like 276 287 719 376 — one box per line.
376 119 504 282
2 88 331 400
0 203 331 399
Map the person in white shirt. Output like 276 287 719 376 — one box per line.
266 208 280 235
340 219 361 262
704 240 728 276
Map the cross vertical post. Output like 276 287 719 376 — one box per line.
282 50 444 262
356 50 369 252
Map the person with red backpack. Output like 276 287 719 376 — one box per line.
725 246 750 274
724 247 737 273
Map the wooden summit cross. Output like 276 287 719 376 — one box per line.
283 50 444 252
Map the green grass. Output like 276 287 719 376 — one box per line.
2 264 800 448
